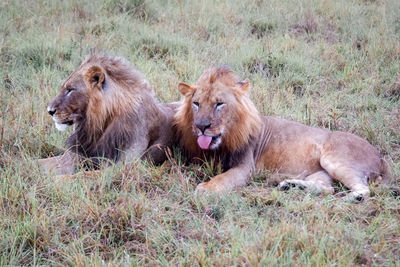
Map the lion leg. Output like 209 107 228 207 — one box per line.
196 166 251 194
320 156 370 201
278 170 334 194
38 151 78 176
38 156 63 174
142 144 169 165
319 132 385 201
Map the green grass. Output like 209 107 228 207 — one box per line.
1 0 399 265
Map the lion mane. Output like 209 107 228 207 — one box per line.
174 66 261 158
65 54 149 161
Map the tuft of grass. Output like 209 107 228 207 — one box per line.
244 53 286 79
249 19 276 39
0 0 399 265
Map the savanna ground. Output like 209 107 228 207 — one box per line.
1 0 400 265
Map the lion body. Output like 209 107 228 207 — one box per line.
256 116 388 190
175 67 390 198
39 54 177 175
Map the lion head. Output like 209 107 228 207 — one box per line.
174 66 261 155
47 54 152 160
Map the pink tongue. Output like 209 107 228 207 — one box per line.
197 135 212 150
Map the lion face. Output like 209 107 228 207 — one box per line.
47 64 104 131
176 67 261 151
182 83 241 150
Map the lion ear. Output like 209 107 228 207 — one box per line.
178 83 195 96
85 66 105 90
238 79 250 92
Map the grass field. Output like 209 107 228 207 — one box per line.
1 0 400 265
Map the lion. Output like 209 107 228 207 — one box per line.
38 54 177 175
174 67 391 200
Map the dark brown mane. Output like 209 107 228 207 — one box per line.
66 54 156 163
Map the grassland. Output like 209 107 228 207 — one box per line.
0 0 399 265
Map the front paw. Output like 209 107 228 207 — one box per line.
195 182 224 194
195 182 212 194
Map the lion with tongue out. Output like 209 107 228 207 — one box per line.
174 66 391 200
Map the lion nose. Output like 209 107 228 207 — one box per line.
47 107 56 116
195 118 211 133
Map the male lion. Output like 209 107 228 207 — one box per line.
174 67 391 199
39 54 177 175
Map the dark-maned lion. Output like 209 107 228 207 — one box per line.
174 67 391 199
39 54 177 175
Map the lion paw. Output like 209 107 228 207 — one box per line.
277 180 291 191
277 180 305 191
195 182 224 194
346 190 369 202
195 182 213 194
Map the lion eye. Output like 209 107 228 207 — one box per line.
193 101 200 107
65 88 74 96
215 102 224 108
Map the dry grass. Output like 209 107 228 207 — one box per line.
0 0 399 265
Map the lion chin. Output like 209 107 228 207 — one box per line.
53 117 74 132
55 122 69 131
174 66 391 200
